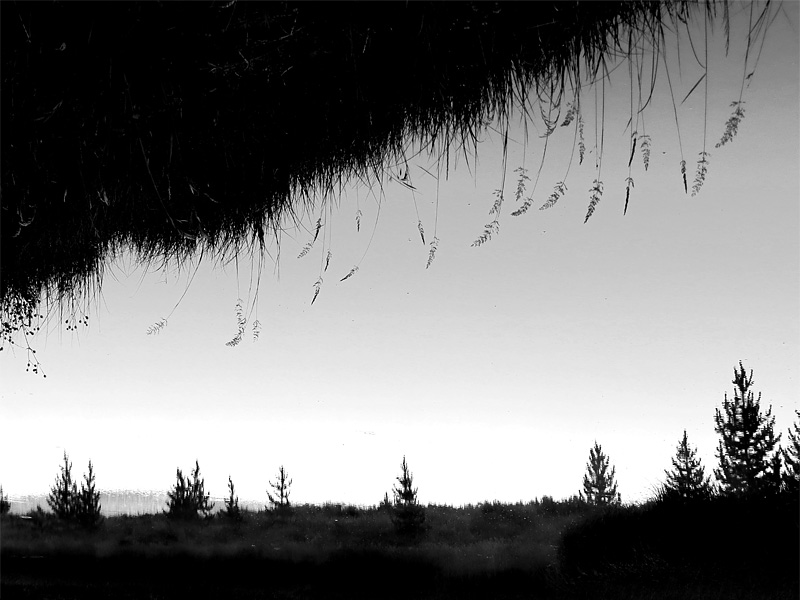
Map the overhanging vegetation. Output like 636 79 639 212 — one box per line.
0 1 776 351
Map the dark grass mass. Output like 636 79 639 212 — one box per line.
1 1 754 330
2 492 797 599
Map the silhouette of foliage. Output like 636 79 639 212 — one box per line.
48 451 78 521
224 475 243 522
75 460 103 529
714 362 782 497
391 456 427 538
580 441 621 507
0 485 10 515
660 430 712 502
165 460 215 520
266 465 293 516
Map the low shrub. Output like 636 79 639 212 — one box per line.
165 460 215 521
0 485 10 515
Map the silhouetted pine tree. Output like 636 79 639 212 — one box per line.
714 362 781 496
224 475 243 521
48 451 78 520
75 460 102 528
266 466 292 515
783 410 800 493
165 460 215 520
391 456 426 537
661 430 712 502
579 441 621 506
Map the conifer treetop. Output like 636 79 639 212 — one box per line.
580 441 621 507
714 362 782 496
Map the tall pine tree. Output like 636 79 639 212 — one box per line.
714 362 781 496
75 460 102 528
662 430 711 501
579 441 621 506
48 451 77 520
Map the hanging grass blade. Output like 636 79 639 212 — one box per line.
472 220 499 247
584 180 604 223
681 160 688 194
340 266 359 282
539 181 567 211
312 218 322 243
311 277 322 305
623 177 634 215
146 318 168 336
716 101 745 147
681 73 707 105
426 237 439 269
640 135 651 171
297 242 313 259
628 133 638 168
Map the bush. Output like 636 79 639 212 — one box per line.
558 491 799 581
165 460 215 521
0 485 10 515
46 452 102 527
469 501 535 539
535 494 590 517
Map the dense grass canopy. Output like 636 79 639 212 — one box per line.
0 1 766 334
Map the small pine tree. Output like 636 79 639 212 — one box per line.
165 460 215 520
224 475 243 521
0 485 10 515
391 456 426 537
579 441 621 506
75 460 102 528
782 410 800 493
714 362 781 497
661 430 712 502
379 491 392 512
48 451 78 520
266 466 292 515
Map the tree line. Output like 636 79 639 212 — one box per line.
580 362 797 507
3 362 797 537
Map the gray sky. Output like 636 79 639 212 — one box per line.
2 4 798 507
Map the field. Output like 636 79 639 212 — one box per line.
2 495 797 599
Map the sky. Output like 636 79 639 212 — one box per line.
1 3 798 509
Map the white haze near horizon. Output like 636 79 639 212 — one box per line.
1 4 798 510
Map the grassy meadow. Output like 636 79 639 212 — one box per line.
2 493 797 599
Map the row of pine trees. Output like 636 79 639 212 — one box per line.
2 362 797 534
582 362 799 506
